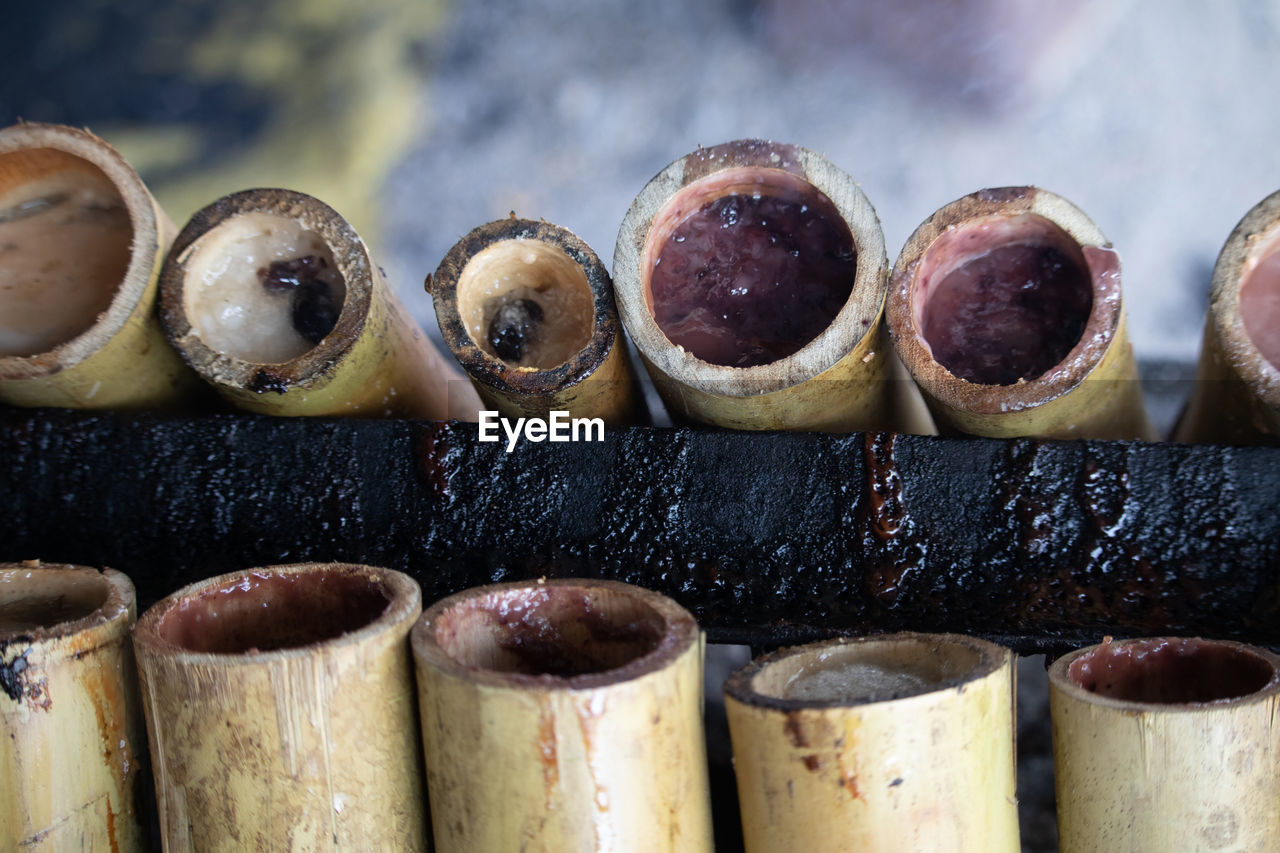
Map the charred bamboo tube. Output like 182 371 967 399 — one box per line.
1 561 148 851
0 122 199 409
411 578 713 852
132 562 428 851
613 138 924 432
159 188 479 419
724 633 1019 853
1049 637 1280 852
1173 190 1280 444
888 186 1152 440
429 217 647 424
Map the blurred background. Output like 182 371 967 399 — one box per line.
6 3 1279 849
8 0 1280 371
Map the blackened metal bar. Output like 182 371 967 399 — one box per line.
1 409 1277 656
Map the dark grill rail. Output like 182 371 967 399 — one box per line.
2 407 1277 657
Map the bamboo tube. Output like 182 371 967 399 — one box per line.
1173 190 1280 444
429 217 647 424
159 188 479 419
1 561 148 851
0 122 200 409
1049 636 1280 852
411 578 714 852
723 633 1019 853
888 186 1153 439
132 562 428 851
613 138 927 432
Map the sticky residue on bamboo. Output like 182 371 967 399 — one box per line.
412 578 714 852
132 562 428 851
1 562 149 852
1050 636 1280 852
724 633 1019 853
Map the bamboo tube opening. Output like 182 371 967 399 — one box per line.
0 148 133 357
147 565 396 655
425 581 677 681
1173 192 1280 443
728 633 1005 708
1049 637 1280 852
0 563 117 634
0 562 129 640
1206 201 1280 397
134 563 427 850
162 191 369 386
1238 233 1280 371
160 188 471 418
724 633 1019 852
455 238 594 369
2 564 146 852
889 186 1150 439
431 218 645 423
412 579 712 851
747 634 989 704
615 139 898 431
1060 636 1278 705
893 191 1120 411
0 124 176 402
642 165 856 368
911 213 1093 386
180 212 348 364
